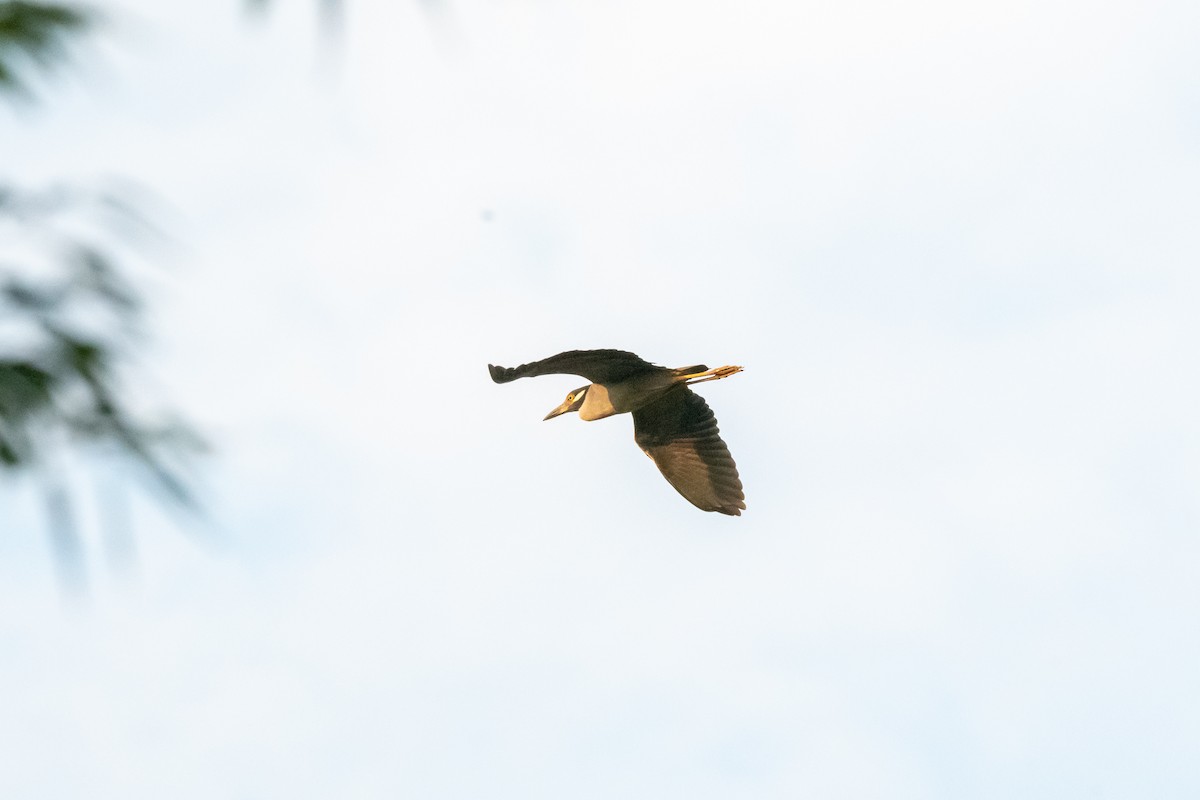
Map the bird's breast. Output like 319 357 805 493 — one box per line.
578 383 618 421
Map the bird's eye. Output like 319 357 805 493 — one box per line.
566 393 574 402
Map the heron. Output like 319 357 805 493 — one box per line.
488 349 745 515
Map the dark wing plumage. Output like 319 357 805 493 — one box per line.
632 386 745 516
488 349 662 385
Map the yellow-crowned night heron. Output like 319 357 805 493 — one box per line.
488 349 745 515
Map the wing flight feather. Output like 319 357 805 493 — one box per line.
489 349 661 384
632 387 745 515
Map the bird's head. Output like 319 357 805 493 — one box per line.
544 386 589 420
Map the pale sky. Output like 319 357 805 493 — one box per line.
3 1 1199 797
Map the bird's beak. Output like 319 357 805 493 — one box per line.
543 402 571 421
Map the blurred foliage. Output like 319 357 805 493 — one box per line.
3 2 202 591
0 184 204 588
245 0 346 45
0 185 202 497
246 0 343 17
0 1 92 99
5 0 414 588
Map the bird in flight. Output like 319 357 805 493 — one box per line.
488 349 745 515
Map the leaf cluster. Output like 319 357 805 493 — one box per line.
0 1 91 99
0 185 202 507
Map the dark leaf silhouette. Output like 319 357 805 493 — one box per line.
1 183 203 592
0 1 91 99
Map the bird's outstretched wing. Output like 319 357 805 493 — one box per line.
489 349 662 385
632 386 745 515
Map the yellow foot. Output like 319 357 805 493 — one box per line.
683 365 743 384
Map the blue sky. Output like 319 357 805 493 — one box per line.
2 1 1199 797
